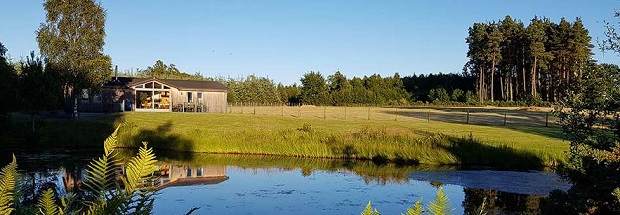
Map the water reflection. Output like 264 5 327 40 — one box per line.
1 149 570 214
156 164 228 190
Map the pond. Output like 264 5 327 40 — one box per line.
1 149 570 215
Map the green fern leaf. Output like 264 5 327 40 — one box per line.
403 199 424 215
121 142 159 214
0 155 18 215
361 201 381 215
123 142 158 193
84 126 121 199
37 188 59 215
83 126 124 214
428 187 452 215
477 197 487 215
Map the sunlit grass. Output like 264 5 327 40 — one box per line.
115 110 568 169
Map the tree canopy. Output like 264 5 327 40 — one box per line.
465 16 592 103
37 0 111 92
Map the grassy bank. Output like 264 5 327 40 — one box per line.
1 108 568 170
115 112 567 169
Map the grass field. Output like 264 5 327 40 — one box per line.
111 106 568 169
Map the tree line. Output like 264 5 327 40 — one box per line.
465 15 593 103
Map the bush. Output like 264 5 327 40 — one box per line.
451 89 465 102
428 88 450 103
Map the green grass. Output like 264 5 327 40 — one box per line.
115 111 568 169
1 106 568 170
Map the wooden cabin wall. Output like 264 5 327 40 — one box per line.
203 91 227 113
171 89 227 113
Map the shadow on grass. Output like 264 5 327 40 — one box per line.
126 120 196 153
440 135 545 170
0 112 125 149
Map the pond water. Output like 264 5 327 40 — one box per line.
1 149 570 215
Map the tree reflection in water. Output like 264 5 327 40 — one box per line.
463 188 542 215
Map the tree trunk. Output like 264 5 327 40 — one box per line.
521 48 527 99
491 57 496 102
500 74 504 101
73 96 79 119
479 64 484 103
522 61 527 98
509 75 517 101
532 57 538 97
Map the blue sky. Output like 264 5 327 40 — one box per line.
1 0 619 85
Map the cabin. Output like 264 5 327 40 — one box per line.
101 77 228 113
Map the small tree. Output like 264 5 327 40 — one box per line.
300 71 331 105
37 0 112 118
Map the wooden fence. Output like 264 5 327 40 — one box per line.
225 104 557 127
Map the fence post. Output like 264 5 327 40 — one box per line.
503 111 507 126
545 112 549 127
395 107 398 121
466 111 470 124
298 104 301 117
241 102 243 114
427 110 430 122
367 107 370 120
253 104 256 115
323 106 326 119
281 105 284 116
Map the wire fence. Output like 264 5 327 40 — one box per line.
225 104 557 127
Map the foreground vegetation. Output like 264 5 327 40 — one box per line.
0 128 160 214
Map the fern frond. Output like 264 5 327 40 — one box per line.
84 126 122 199
104 126 120 156
403 199 424 215
121 142 159 214
477 197 487 215
37 188 60 215
123 142 158 193
83 126 124 214
428 187 451 215
83 199 108 215
361 201 381 215
0 155 18 215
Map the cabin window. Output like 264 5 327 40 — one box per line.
136 84 144 88
197 92 203 99
163 85 170 89
187 92 193 103
197 168 202 177
154 82 162 89
186 168 192 177
145 82 154 88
